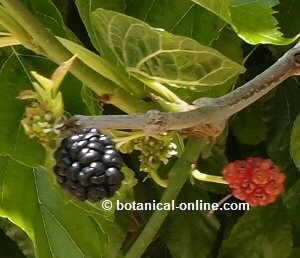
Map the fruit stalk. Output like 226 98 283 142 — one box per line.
192 169 228 184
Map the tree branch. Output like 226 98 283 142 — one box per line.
72 43 300 135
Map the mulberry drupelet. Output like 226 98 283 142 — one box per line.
53 128 124 202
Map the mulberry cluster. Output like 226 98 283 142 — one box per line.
223 157 286 207
21 105 62 148
54 128 124 202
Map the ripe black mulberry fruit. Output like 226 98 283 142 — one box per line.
53 128 124 202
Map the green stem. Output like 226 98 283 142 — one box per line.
140 78 187 105
192 170 228 184
125 139 204 258
1 0 155 114
152 94 192 112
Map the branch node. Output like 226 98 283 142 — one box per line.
294 53 300 65
192 97 218 107
293 52 300 75
144 110 168 135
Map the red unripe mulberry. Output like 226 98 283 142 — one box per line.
223 157 286 207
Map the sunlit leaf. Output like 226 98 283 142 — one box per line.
191 0 298 45
91 9 244 90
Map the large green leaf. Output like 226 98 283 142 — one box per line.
275 0 300 38
192 0 298 45
23 0 76 39
219 202 292 258
0 157 125 258
75 0 225 64
163 213 219 258
284 180 300 247
212 28 243 64
57 36 140 95
191 0 231 22
170 28 243 103
75 0 125 62
267 80 300 170
125 0 225 46
0 50 44 167
232 102 268 146
57 36 124 86
91 9 244 90
289 249 300 258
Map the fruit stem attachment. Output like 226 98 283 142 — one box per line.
192 169 228 184
125 139 204 258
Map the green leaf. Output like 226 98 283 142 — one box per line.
170 28 243 103
23 0 76 39
212 28 243 63
267 79 300 169
289 249 300 258
284 180 300 245
0 51 44 167
232 103 268 146
161 186 219 258
275 0 300 38
0 157 125 258
290 114 300 171
91 9 244 90
192 0 298 45
76 0 225 61
163 213 219 258
75 0 125 61
219 202 293 258
81 86 104 116
125 0 225 46
57 36 132 91
191 0 232 23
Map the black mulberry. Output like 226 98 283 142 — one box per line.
54 128 124 202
